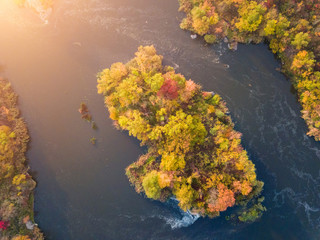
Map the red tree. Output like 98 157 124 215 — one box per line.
157 78 179 99
0 221 9 230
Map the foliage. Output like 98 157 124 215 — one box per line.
98 46 265 221
0 77 43 239
90 137 96 145
291 32 310 50
204 34 217 44
157 78 179 100
235 1 266 33
12 236 32 240
291 50 315 77
142 171 162 199
190 2 219 36
238 197 266 222
178 0 320 141
79 102 98 131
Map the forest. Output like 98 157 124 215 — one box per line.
97 46 266 222
0 76 43 240
178 0 320 141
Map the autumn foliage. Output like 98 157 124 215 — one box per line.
0 220 9 230
97 46 265 221
0 77 43 239
157 78 179 99
179 0 320 141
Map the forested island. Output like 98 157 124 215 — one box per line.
0 77 43 240
178 0 320 141
97 46 265 222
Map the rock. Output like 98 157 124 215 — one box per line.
26 220 35 230
190 34 197 39
228 41 238 51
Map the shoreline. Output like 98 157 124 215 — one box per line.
178 0 320 141
0 76 43 240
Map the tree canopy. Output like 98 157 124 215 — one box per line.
178 0 320 141
97 46 265 221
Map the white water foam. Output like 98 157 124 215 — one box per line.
160 210 200 229
158 198 200 229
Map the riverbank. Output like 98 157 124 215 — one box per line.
0 76 43 240
179 0 320 141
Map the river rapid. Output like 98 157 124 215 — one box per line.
0 0 320 239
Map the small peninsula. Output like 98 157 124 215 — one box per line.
178 0 320 141
0 77 43 239
97 46 265 221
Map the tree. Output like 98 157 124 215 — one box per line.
118 110 151 143
161 110 207 153
157 78 179 100
191 2 219 36
160 152 186 171
133 45 163 74
291 32 310 50
204 34 217 43
174 182 197 211
114 76 143 107
207 183 235 212
97 62 128 95
291 50 315 77
144 73 164 92
235 1 266 32
142 171 161 199
12 236 31 240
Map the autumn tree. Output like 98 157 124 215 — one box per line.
235 1 266 33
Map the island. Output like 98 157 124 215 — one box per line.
178 0 320 141
0 77 43 240
97 46 265 222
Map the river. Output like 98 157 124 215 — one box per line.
0 0 319 239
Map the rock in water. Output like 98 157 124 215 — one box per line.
190 34 197 39
228 41 238 51
26 220 35 230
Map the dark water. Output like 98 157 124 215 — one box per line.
0 0 320 239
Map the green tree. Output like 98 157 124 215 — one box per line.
114 76 143 107
142 171 161 199
161 110 207 153
118 110 151 143
291 32 310 50
235 1 266 32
